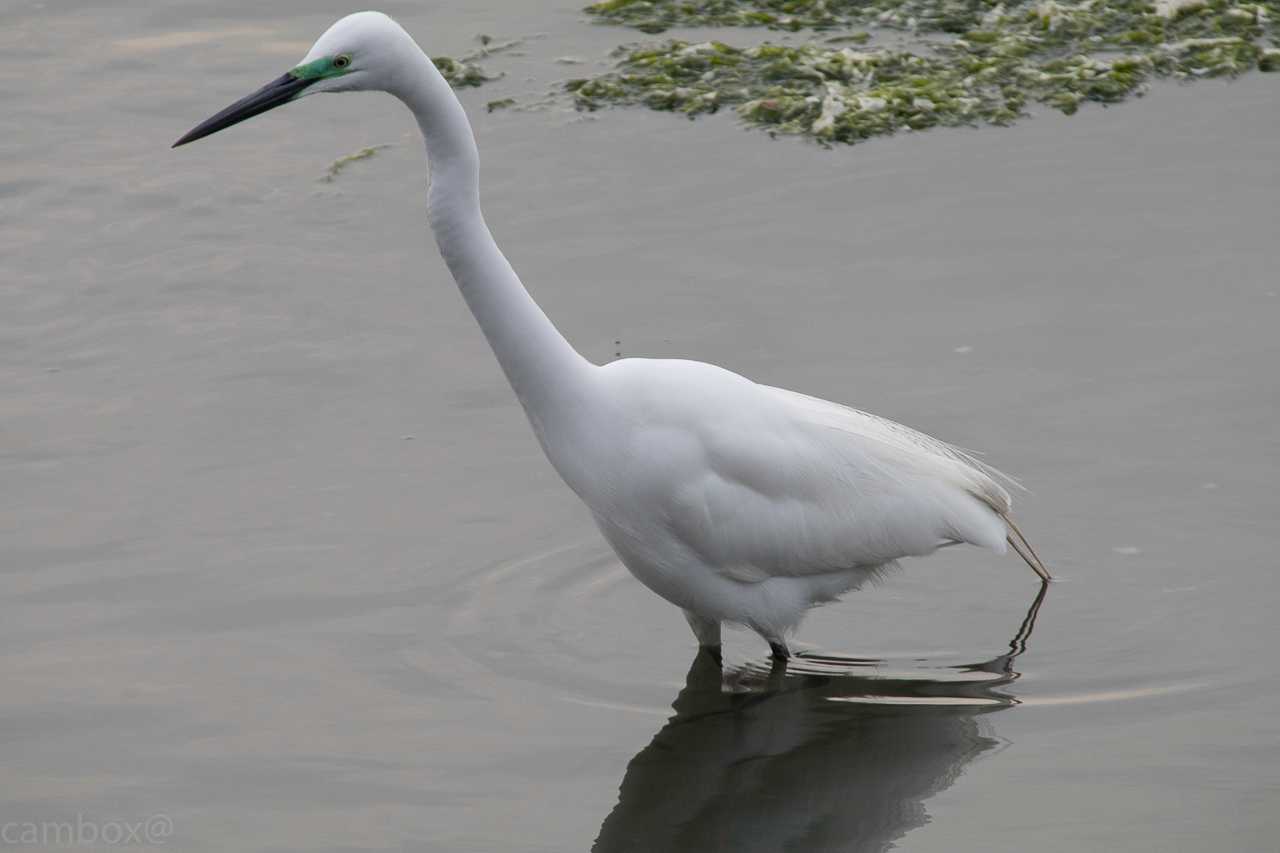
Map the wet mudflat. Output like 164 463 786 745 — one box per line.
2 1 1278 850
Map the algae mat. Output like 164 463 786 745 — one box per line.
575 1 1280 143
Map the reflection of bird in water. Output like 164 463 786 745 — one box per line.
593 583 1048 853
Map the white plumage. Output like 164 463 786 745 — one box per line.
552 358 1043 654
175 11 1049 661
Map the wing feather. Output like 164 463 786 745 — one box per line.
757 384 1017 514
659 381 1018 582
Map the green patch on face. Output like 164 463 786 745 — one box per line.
290 55 352 81
573 1 1280 145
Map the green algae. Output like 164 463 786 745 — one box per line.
433 55 495 88
586 0 1279 40
570 40 1021 140
576 1 1279 143
322 145 390 183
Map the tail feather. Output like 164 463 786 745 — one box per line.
1003 514 1052 581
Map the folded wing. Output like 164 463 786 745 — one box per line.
660 382 1019 584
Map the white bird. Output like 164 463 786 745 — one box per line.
175 11 1050 662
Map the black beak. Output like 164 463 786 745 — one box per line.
173 73 318 148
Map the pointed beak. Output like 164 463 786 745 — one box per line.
172 72 318 148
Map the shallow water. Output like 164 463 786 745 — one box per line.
3 1 1279 851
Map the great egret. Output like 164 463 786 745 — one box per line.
174 11 1050 662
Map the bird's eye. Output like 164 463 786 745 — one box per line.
333 54 351 69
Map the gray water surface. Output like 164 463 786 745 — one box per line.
3 1 1279 851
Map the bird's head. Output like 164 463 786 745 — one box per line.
173 11 412 148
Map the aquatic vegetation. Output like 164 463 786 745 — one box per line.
576 1 1279 143
586 0 1280 40
322 145 391 182
433 55 495 88
585 0 993 32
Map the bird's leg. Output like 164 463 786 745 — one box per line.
768 640 790 662
1003 514 1052 581
682 610 722 662
766 654 788 684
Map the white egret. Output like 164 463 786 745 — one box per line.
174 12 1050 662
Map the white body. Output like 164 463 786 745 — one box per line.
269 13 1043 652
542 359 1012 645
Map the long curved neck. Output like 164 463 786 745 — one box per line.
387 45 593 426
